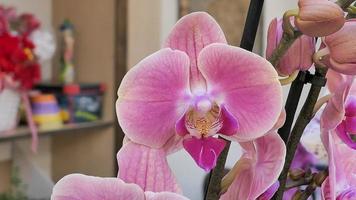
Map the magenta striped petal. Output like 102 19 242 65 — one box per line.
117 142 181 193
116 48 191 148
198 44 283 141
164 12 227 93
51 174 145 200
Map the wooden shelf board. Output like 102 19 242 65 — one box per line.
0 120 114 142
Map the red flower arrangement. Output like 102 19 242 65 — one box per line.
0 5 41 90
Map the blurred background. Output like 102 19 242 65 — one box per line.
0 0 298 199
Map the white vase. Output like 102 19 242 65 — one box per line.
0 88 21 133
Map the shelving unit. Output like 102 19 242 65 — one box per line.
0 120 114 143
0 0 123 197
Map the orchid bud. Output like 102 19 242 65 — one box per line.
321 20 356 75
289 169 305 181
266 18 315 76
295 0 345 37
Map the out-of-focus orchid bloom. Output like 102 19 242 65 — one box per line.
116 12 283 172
321 73 356 150
320 133 356 200
257 181 280 200
290 144 318 170
220 111 286 200
51 174 189 200
266 18 315 76
321 78 356 200
319 20 356 75
295 0 345 37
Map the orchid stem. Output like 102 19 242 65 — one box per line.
312 94 332 116
272 67 328 200
204 0 264 199
347 3 356 19
336 0 356 10
277 71 308 144
279 71 299 86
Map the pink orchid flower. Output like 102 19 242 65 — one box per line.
220 111 286 200
51 174 189 200
321 71 356 150
320 20 356 75
295 0 345 37
116 12 283 172
266 18 315 76
321 76 356 199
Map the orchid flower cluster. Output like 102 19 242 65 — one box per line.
51 0 356 199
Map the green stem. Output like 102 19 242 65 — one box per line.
268 31 302 67
336 0 356 10
272 67 328 200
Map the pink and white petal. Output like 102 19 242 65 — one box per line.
220 132 286 200
51 174 144 200
329 59 356 76
198 43 283 141
117 48 191 148
145 191 190 200
163 12 227 91
321 78 353 130
117 142 181 193
326 69 346 93
162 134 184 155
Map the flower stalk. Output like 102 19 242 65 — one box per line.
336 0 356 10
272 66 328 200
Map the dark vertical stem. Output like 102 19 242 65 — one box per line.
204 0 264 199
277 71 307 144
272 68 327 200
114 0 128 174
240 0 265 51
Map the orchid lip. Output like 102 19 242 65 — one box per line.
336 188 356 200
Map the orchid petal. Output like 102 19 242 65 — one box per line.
198 43 282 141
145 191 189 200
345 96 356 117
175 114 189 136
116 48 191 148
220 132 286 200
218 105 239 136
257 181 279 200
117 142 181 193
164 12 227 92
336 123 356 150
321 128 356 200
51 174 145 200
321 78 352 131
182 136 226 172
326 69 347 94
344 116 356 134
290 144 318 170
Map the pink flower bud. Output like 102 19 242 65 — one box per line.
323 19 356 75
266 18 315 76
295 0 345 37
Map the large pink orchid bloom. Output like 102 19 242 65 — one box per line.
321 74 356 200
116 12 283 172
51 174 189 200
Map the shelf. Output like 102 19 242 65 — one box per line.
0 120 114 143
